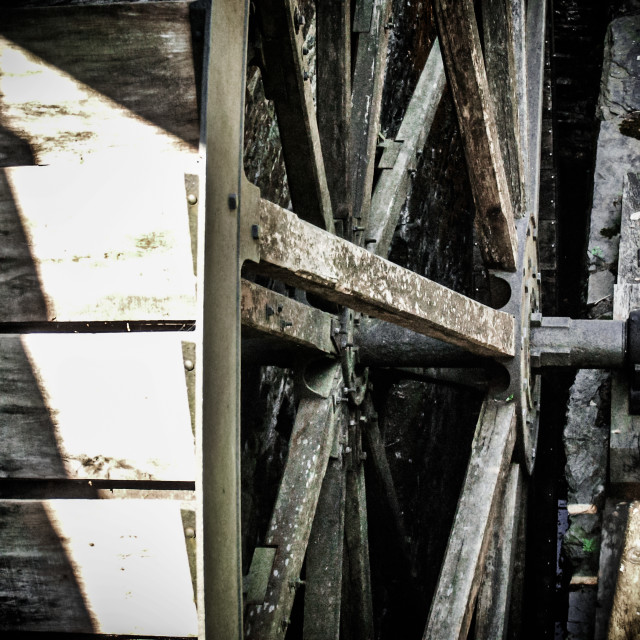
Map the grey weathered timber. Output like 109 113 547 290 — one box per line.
368 39 447 257
525 0 547 218
256 0 334 233
423 399 516 640
304 457 346 640
434 0 518 271
475 463 523 640
610 174 640 494
0 165 196 322
316 0 351 225
350 0 392 230
530 317 626 369
245 364 343 640
0 333 194 481
607 502 640 639
482 0 527 218
342 463 375 640
241 279 336 356
0 4 199 166
201 1 250 637
595 500 630 640
254 198 516 358
0 499 197 635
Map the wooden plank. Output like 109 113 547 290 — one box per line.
525 0 547 218
368 39 447 257
350 0 392 229
481 0 527 218
0 165 196 322
316 0 351 225
342 462 374 640
475 463 523 640
0 333 195 481
241 279 337 356
611 175 640 492
256 0 334 232
423 399 516 640
0 499 198 635
595 500 630 640
607 501 640 639
255 198 516 358
434 0 517 271
245 364 343 640
0 4 199 166
304 457 346 640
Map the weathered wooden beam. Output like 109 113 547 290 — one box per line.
481 0 527 218
304 457 346 640
350 0 392 230
241 279 336 356
423 399 516 640
254 198 515 358
256 0 334 233
475 463 523 640
245 364 343 640
316 0 351 225
611 174 640 495
434 0 517 270
607 501 640 639
368 39 447 257
525 0 547 218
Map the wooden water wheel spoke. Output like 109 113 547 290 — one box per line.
434 0 518 271
350 0 393 230
245 363 344 639
254 0 334 232
367 38 447 258
423 400 517 640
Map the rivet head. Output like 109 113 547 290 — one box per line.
187 193 198 205
184 527 196 539
184 359 195 371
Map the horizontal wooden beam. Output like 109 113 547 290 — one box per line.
241 279 336 356
368 38 447 257
435 0 517 270
423 399 516 640
253 199 515 358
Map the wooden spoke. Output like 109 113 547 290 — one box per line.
474 463 524 640
350 0 393 230
368 38 447 257
245 363 344 639
525 0 547 219
423 399 516 640
434 0 517 270
482 0 528 218
316 0 351 224
304 457 347 640
253 198 515 358
255 0 334 233
240 279 337 356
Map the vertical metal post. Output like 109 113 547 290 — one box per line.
201 1 250 638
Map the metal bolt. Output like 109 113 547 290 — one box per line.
184 359 195 371
353 226 365 233
228 193 238 209
187 193 198 205
184 527 196 538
